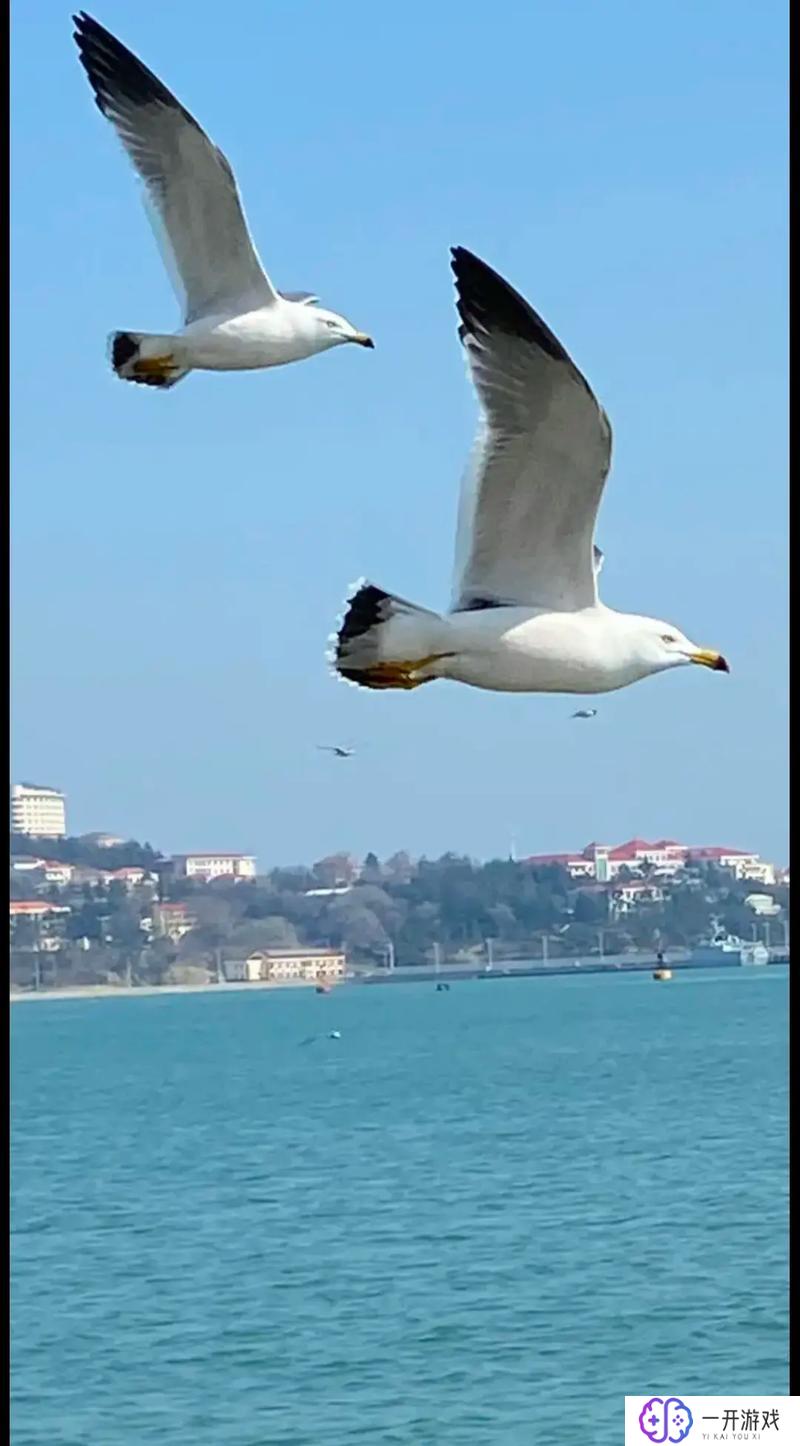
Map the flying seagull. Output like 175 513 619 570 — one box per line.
332 248 729 696
72 13 374 388
317 745 356 758
572 709 597 719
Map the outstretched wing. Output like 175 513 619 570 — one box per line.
73 12 276 323
450 248 612 613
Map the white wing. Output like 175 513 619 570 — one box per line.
74 13 277 324
449 248 612 613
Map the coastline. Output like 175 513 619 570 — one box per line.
10 955 788 1004
10 978 332 1004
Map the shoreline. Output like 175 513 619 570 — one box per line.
10 956 788 1004
10 978 334 1003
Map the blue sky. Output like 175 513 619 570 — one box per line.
11 1 787 866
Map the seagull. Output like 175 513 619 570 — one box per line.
72 13 374 388
333 248 729 696
572 709 598 719
317 745 356 758
299 1029 342 1047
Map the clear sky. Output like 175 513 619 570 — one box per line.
11 0 787 867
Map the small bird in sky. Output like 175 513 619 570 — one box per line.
72 13 373 389
317 745 356 758
571 708 598 719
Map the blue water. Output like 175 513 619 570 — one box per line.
11 969 788 1445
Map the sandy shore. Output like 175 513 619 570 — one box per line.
10 979 338 1004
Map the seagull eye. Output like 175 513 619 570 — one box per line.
324 320 338 330
661 633 677 644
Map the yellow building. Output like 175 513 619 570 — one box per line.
225 949 346 983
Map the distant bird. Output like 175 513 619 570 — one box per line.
572 708 598 719
72 13 374 389
317 745 355 759
299 1029 342 1047
333 249 728 696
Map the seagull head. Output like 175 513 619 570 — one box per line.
312 307 374 350
632 617 730 677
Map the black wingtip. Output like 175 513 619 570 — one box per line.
72 9 190 121
450 245 572 365
72 12 107 48
111 331 138 370
336 583 392 654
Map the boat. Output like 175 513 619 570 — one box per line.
315 983 331 994
653 968 672 981
689 932 752 966
740 942 769 966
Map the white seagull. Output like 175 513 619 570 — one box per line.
571 709 598 719
333 248 728 696
73 13 374 389
317 745 356 758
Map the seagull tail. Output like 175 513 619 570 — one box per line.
109 332 190 389
330 581 455 691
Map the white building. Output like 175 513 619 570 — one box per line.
106 867 154 891
731 859 777 885
685 847 776 884
11 784 67 839
9 858 73 889
41 861 75 888
11 856 47 876
610 880 666 915
152 902 198 940
172 853 257 882
9 900 71 950
745 893 781 917
527 838 777 886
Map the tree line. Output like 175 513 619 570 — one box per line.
10 841 788 989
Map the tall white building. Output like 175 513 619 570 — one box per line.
10 784 67 839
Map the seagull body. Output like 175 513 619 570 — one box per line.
318 745 355 758
572 708 598 719
72 14 373 389
334 249 728 696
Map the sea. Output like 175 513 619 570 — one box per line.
10 967 789 1445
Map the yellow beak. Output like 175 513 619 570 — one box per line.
351 333 375 348
690 649 730 672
